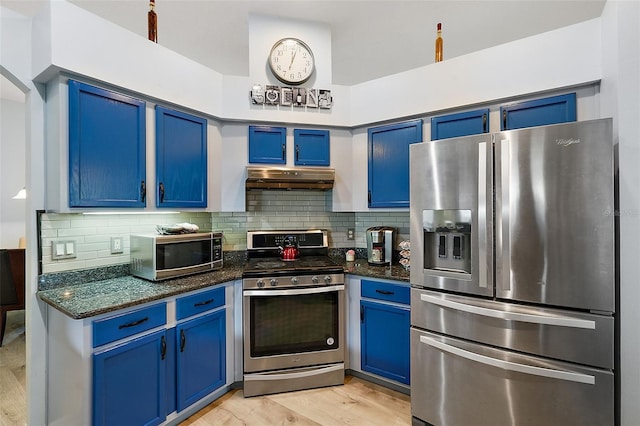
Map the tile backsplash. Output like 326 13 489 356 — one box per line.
40 190 409 273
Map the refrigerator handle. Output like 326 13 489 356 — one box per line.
478 142 488 288
498 139 511 291
420 335 595 385
420 293 596 329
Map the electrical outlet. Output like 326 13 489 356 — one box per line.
111 237 123 254
347 228 355 240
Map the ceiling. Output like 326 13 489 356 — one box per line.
1 0 606 89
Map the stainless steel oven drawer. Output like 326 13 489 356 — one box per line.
411 328 614 426
411 288 614 369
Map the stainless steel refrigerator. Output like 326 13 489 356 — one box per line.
409 118 615 426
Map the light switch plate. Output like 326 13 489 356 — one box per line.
52 240 77 260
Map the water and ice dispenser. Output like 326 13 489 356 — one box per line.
423 210 471 274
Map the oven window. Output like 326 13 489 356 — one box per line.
156 240 212 270
250 292 339 357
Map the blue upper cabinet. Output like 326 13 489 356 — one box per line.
68 80 146 208
431 108 490 140
293 129 330 166
368 119 423 208
500 93 577 130
155 106 208 208
248 125 287 164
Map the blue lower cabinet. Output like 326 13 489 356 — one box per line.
360 300 410 385
176 310 226 412
93 330 167 426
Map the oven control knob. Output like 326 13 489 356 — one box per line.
270 278 278 287
324 275 332 284
291 277 298 285
256 279 265 288
312 276 319 284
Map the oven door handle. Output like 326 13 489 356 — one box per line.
420 335 595 385
244 284 345 297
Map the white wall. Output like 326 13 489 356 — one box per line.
1 5 48 426
600 2 640 425
0 96 26 248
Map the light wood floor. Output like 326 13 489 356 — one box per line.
0 314 411 426
179 376 411 426
0 310 27 426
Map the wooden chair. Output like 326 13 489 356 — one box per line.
0 248 25 347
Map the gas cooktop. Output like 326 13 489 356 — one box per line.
243 256 343 277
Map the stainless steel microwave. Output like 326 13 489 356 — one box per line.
130 232 223 281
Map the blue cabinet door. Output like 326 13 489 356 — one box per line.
93 330 167 426
294 129 330 166
368 120 423 208
500 93 576 130
360 300 410 385
68 80 146 208
155 106 207 208
175 310 226 412
248 125 287 164
431 108 490 140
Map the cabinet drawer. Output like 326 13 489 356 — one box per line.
176 286 225 321
93 303 167 348
361 280 410 305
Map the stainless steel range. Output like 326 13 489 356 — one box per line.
242 229 345 397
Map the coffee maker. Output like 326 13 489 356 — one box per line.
366 226 396 265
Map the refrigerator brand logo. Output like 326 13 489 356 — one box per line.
556 138 581 147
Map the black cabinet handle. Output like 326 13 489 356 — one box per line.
180 329 186 352
118 316 149 329
360 305 364 323
161 335 167 360
282 144 286 161
502 110 507 130
194 299 214 307
140 180 146 202
295 144 300 162
368 190 371 205
375 289 394 295
483 113 487 133
159 182 165 203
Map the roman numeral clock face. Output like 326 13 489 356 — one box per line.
268 38 315 85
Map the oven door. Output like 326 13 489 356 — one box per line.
243 285 345 373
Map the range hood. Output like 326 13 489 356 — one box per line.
246 166 335 190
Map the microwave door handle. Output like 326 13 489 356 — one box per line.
420 335 595 385
420 294 595 329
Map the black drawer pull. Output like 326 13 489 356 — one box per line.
161 335 167 360
118 316 149 329
375 289 395 295
194 298 214 307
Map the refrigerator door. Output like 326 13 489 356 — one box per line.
495 119 614 312
411 328 614 426
410 135 493 297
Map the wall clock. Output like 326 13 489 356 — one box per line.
268 38 315 85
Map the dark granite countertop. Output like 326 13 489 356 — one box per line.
38 263 245 320
38 254 410 320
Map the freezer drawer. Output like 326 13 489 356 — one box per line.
411 328 614 426
411 288 614 369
